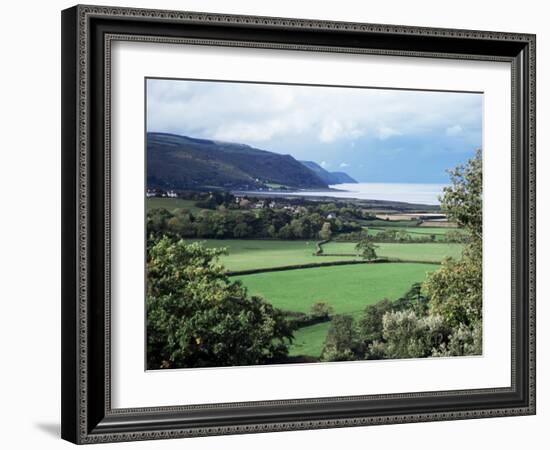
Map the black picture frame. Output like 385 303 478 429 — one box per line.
61 4 536 444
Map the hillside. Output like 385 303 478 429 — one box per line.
299 161 358 184
147 133 329 191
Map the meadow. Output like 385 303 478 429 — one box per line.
193 239 462 272
366 226 464 241
232 263 438 315
194 239 361 272
196 237 462 358
233 263 439 357
322 241 464 262
149 197 465 360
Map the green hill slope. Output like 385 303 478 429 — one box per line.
147 133 329 191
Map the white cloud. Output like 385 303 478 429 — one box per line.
340 162 350 168
377 126 402 140
212 119 284 143
319 120 363 143
147 79 482 154
446 124 463 136
320 161 330 168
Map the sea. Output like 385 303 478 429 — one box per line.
267 183 447 206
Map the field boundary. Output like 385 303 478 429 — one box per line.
227 258 440 276
227 259 378 276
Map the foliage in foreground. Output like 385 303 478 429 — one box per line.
425 148 482 353
320 150 483 362
147 237 293 369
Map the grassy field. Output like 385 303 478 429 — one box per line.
288 321 331 357
195 239 462 272
366 226 463 242
322 241 463 262
233 263 438 315
192 238 460 357
234 263 438 357
196 239 361 272
146 197 201 213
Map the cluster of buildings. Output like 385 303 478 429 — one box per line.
235 197 275 210
146 189 177 198
234 196 311 214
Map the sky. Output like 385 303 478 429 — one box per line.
146 78 482 184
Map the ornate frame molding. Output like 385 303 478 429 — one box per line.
61 5 536 444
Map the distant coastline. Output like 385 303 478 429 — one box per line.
233 182 446 207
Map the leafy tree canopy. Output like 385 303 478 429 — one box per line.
426 150 482 328
147 237 293 369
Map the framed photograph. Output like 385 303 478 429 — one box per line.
61 5 536 444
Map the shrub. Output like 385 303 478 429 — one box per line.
365 340 387 360
359 299 393 344
382 311 450 359
320 315 363 362
425 243 482 328
432 320 482 357
310 302 334 320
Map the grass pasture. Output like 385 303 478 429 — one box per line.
233 263 438 316
322 241 464 262
366 226 463 242
234 263 439 357
197 239 461 357
188 237 461 359
288 321 331 357
197 239 361 272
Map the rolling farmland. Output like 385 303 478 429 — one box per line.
148 199 465 360
196 237 462 358
321 241 464 262
232 263 439 315
194 239 361 272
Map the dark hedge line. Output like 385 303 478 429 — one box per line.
227 259 375 276
282 310 332 328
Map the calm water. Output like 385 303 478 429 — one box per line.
282 183 447 205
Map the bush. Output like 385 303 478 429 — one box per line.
432 320 482 357
310 302 334 320
320 315 363 362
382 311 450 359
359 299 393 344
365 340 387 360
425 243 482 328
281 307 332 328
392 282 430 316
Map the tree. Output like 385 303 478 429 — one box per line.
440 148 482 241
318 222 332 240
195 194 219 210
359 299 393 344
425 243 482 327
382 310 449 359
310 302 334 320
432 320 482 357
267 224 277 238
423 149 483 355
146 238 294 369
233 222 251 238
426 150 482 329
320 315 362 362
355 236 378 260
392 282 429 316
